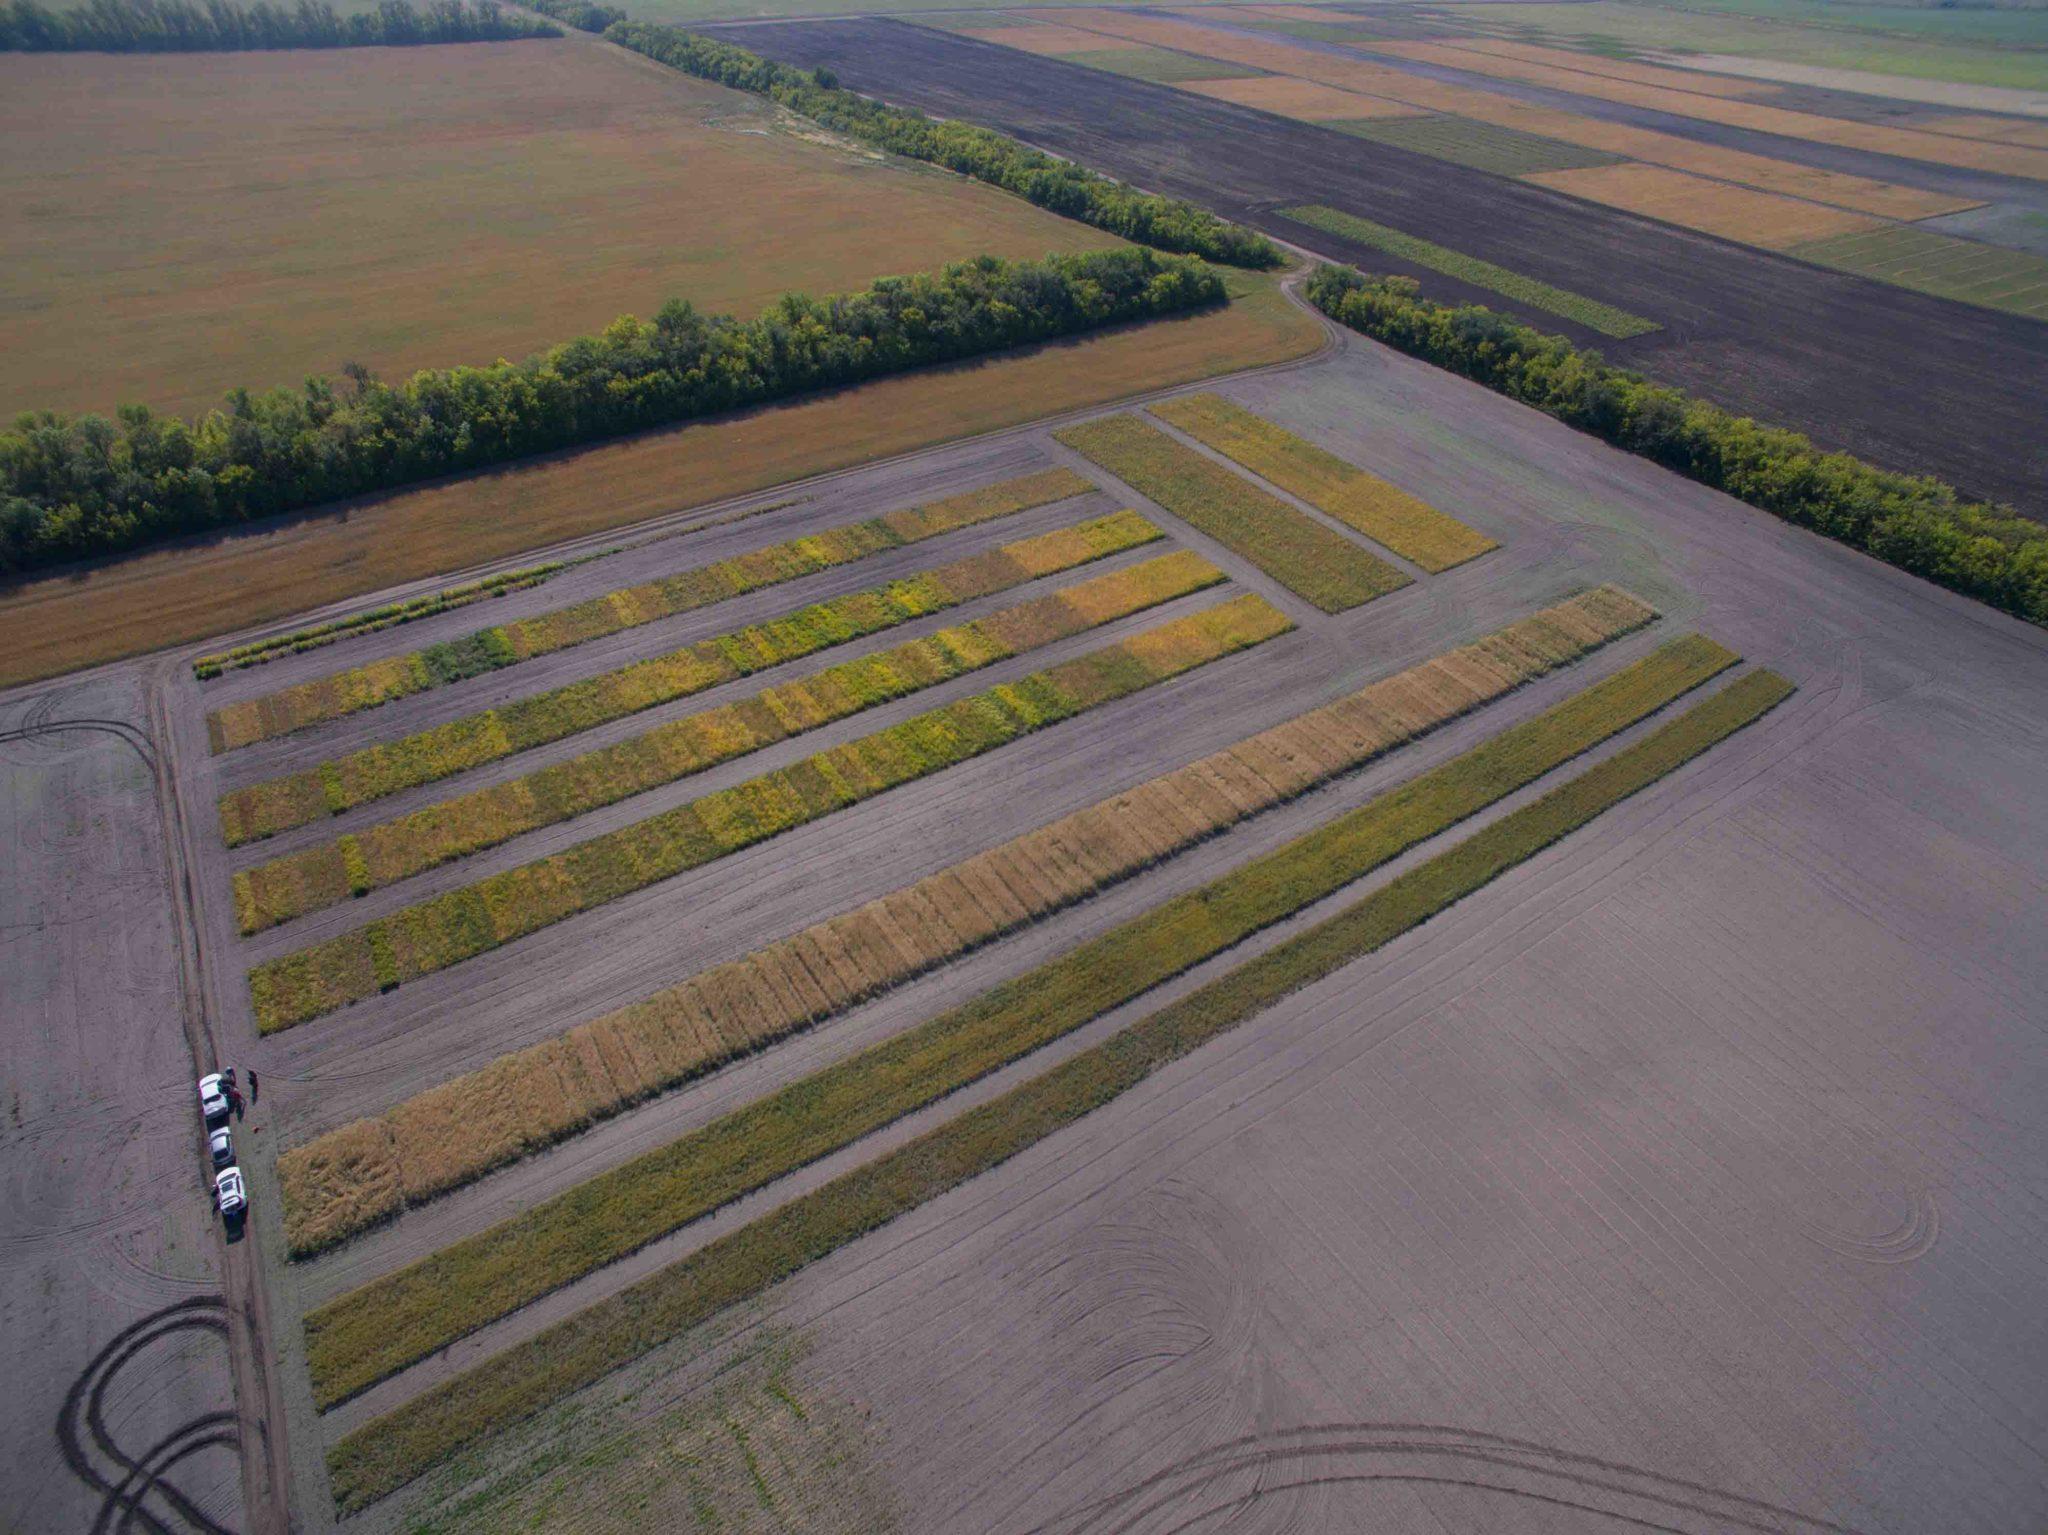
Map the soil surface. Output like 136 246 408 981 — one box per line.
715 17 2048 514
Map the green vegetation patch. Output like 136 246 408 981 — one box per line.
325 662 1791 1512
246 594 1293 1033
233 547 1222 931
1053 45 1269 82
303 635 1737 1410
1055 414 1410 611
1790 225 2048 320
1281 204 1662 338
1334 113 1626 175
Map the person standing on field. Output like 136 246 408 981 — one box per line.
249 1069 259 1104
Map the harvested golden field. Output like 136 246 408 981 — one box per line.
1180 74 1427 121
0 269 1318 691
1524 163 1882 249
0 40 1123 421
1915 114 2048 150
1434 37 1778 99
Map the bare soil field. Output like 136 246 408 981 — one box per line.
714 18 2048 514
0 35 1122 420
154 302 2037 1535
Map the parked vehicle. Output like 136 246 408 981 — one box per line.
214 1167 247 1222
197 1073 229 1125
209 1126 234 1169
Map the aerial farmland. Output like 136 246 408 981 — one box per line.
3 2 2045 1533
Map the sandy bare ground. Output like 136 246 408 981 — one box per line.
0 675 246 1534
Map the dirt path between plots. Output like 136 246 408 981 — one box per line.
714 17 2048 514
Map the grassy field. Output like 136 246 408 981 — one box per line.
274 586 1655 1257
0 267 1318 692
1334 113 1624 175
300 631 1732 1410
324 664 1792 1511
1278 205 1662 338
1150 392 1501 567
1053 44 1269 81
0 41 1126 423
246 596 1291 1032
233 549 1222 929
1182 72 1427 120
1055 415 1410 611
218 512 1154 844
205 469 1090 754
1790 225 2048 319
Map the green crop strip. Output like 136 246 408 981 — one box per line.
246 595 1292 1033
1055 415 1410 613
204 467 1092 753
217 510 1163 847
233 548 1223 932
1151 393 1497 572
326 664 1791 1511
1281 205 1662 339
304 634 1738 1409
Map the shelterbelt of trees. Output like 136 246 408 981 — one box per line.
604 21 1284 272
0 0 557 51
1308 267 2048 627
0 250 1223 576
524 0 618 30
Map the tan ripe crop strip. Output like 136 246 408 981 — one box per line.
245 594 1293 1035
1020 12 1980 218
231 549 1223 932
276 584 1653 1257
204 467 1091 754
1151 393 1496 572
216 510 1159 847
1179 74 1426 121
1524 163 1879 250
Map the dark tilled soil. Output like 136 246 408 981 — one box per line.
715 18 2048 515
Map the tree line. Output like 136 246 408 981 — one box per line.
605 21 1283 271
523 0 618 31
1307 265 2048 627
0 249 1224 576
0 0 557 51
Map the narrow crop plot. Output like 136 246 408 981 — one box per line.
1180 74 1426 121
205 467 1091 753
1052 46 1267 83
1276 205 1662 339
1055 415 1409 611
1790 225 2048 320
216 510 1159 846
1334 114 1624 176
1523 162 1880 249
276 585 1652 1258
245 595 1292 1033
1152 392 1500 568
232 549 1224 931
322 662 1791 1506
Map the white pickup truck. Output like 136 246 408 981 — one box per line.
215 1167 247 1222
197 1072 230 1126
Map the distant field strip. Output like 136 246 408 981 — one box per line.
1055 415 1409 611
233 549 1223 932
1789 226 2048 320
1334 114 1622 176
325 665 1792 1510
1522 162 1877 249
217 511 1159 846
1149 393 1499 569
204 467 1090 753
303 631 1735 1410
1276 206 1661 339
276 585 1654 1257
245 595 1291 1034
1053 45 1267 82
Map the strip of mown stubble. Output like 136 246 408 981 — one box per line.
278 586 1652 1258
304 630 1739 1409
327 664 1792 1511
1055 414 1409 612
247 595 1292 1033
232 546 1220 932
219 509 1158 846
1150 392 1498 572
204 466 1091 753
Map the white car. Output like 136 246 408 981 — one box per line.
198 1072 229 1125
209 1126 234 1169
215 1167 247 1220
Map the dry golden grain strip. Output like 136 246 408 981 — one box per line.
277 586 1652 1256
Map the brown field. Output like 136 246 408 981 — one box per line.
1180 74 1427 121
1914 114 2048 150
1013 11 1979 220
965 22 1140 53
0 37 1124 420
0 270 1318 690
1525 162 1881 248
